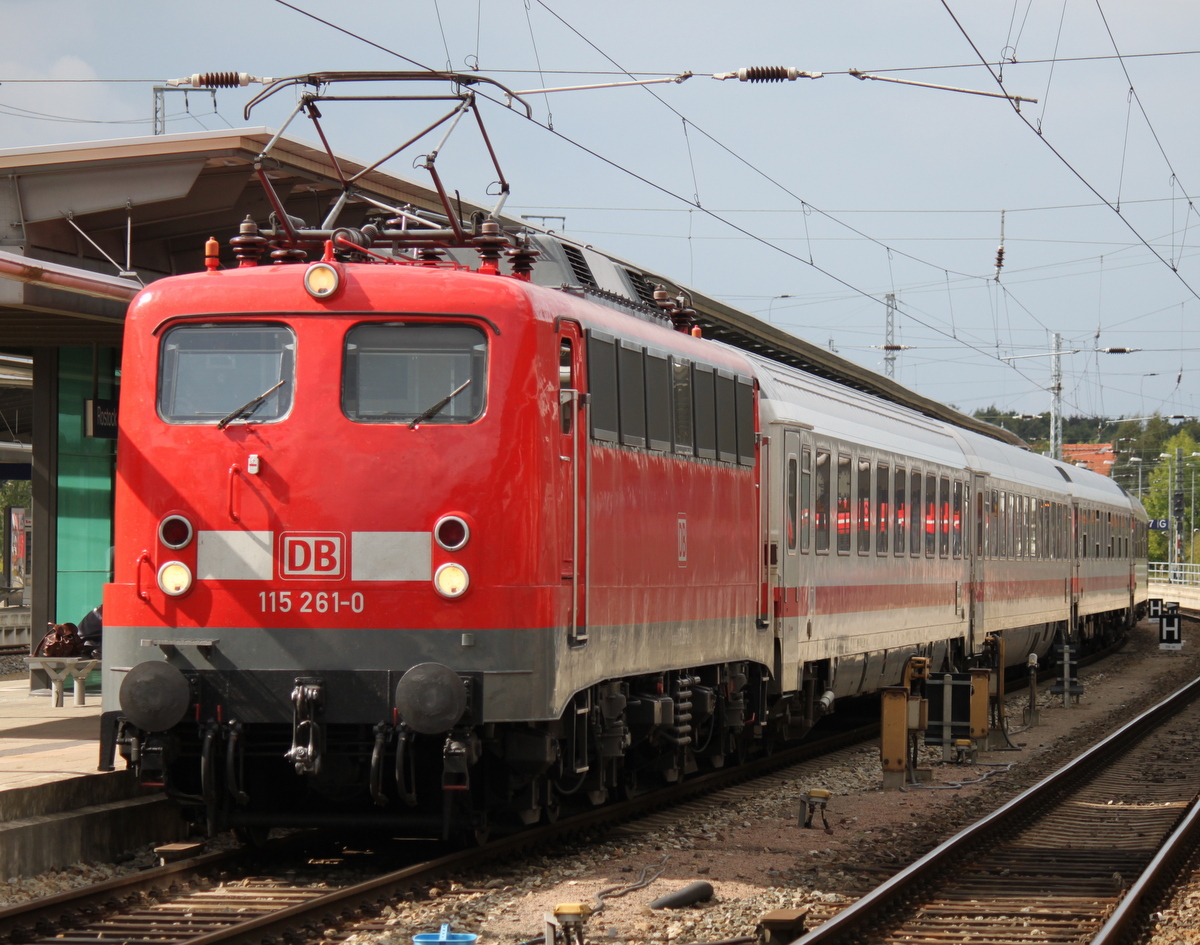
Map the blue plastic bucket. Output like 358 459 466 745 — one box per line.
414 924 477 945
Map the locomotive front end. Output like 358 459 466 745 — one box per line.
102 258 552 838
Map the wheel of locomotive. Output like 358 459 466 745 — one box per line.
543 786 561 824
233 825 271 848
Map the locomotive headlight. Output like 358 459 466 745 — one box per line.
433 562 469 598
157 561 193 597
303 261 341 299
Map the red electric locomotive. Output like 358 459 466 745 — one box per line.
102 221 772 837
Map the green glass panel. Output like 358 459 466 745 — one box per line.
55 347 118 625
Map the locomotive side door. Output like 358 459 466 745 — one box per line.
558 322 588 645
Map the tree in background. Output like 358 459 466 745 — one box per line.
0 480 30 511
1138 432 1200 563
971 410 1200 563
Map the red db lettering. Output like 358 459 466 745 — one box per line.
314 539 338 572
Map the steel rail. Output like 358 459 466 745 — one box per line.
791 670 1200 945
0 722 875 945
1092 794 1200 945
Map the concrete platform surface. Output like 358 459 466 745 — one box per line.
0 677 104 792
0 677 188 877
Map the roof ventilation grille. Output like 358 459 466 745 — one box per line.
560 244 597 289
624 268 658 305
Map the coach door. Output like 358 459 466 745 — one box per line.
558 322 588 645
778 429 807 677
969 472 987 655
1070 500 1081 635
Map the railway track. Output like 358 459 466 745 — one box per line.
0 720 878 945
796 670 1200 945
0 630 1159 945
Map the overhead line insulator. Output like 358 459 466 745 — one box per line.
712 67 823 82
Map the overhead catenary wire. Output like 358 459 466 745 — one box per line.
257 0 1057 390
531 0 983 282
938 0 1200 306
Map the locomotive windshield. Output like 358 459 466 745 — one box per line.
158 323 295 424
342 322 487 424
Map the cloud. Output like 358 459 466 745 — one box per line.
0 55 151 149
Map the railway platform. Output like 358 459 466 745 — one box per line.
1147 581 1200 612
0 676 186 879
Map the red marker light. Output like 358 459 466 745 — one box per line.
435 515 470 551
159 515 194 550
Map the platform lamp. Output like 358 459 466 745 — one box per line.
1129 457 1143 497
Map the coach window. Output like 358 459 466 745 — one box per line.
1016 495 1025 558
990 489 999 557
342 323 487 424
617 340 647 448
910 469 922 556
857 459 871 555
800 448 812 553
645 350 672 451
924 472 937 556
976 486 985 557
815 450 831 553
736 378 756 466
586 331 619 441
1025 495 1032 557
559 338 575 434
1012 495 1020 558
715 372 737 463
1009 493 1017 558
1033 500 1040 558
837 453 852 554
894 466 907 555
160 323 296 425
877 462 890 555
694 365 717 460
786 454 798 553
983 489 992 557
997 492 1006 558
953 480 964 557
672 359 693 454
939 476 951 557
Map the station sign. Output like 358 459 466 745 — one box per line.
1148 519 1170 530
84 398 118 439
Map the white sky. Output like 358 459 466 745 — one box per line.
4 0 1200 424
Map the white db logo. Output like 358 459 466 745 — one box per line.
280 532 345 580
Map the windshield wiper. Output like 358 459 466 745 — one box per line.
408 379 472 429
216 380 286 430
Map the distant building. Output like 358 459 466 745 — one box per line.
1062 442 1116 476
